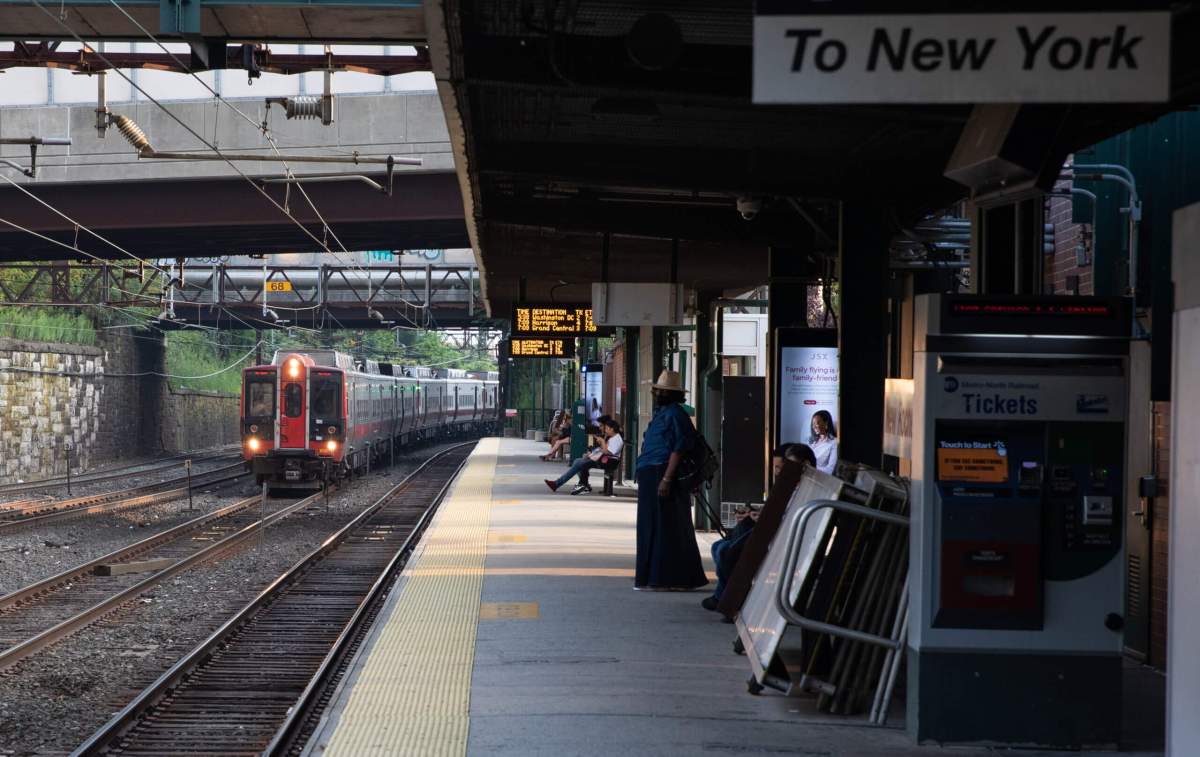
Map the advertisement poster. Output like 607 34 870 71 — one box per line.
779 346 839 446
583 366 604 426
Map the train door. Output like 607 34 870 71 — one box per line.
279 357 307 449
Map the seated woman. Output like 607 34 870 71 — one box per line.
545 417 623 495
541 411 571 461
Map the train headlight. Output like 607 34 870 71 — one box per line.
287 358 300 378
247 437 261 452
326 440 338 452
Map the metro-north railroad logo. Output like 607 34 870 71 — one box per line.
944 377 959 393
1076 394 1110 414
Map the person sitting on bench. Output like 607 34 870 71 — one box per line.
545 417 623 495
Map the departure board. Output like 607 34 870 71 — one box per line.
511 304 599 337
509 338 576 359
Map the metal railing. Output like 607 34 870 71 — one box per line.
775 498 910 726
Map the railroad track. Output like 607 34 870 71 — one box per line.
0 463 249 534
0 487 330 672
0 447 241 496
72 441 476 756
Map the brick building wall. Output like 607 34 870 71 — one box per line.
1045 178 1095 296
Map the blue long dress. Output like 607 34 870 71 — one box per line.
634 402 708 589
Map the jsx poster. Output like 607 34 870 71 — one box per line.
779 346 839 446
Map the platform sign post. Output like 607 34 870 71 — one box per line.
185 459 194 512
259 481 268 556
63 441 72 496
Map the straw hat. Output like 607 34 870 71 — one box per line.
651 369 687 393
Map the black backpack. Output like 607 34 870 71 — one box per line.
677 431 719 494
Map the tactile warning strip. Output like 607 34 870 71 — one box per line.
320 438 499 757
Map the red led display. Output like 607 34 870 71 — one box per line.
949 302 1114 318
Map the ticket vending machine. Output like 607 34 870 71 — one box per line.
908 295 1129 748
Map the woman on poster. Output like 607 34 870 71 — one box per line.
808 409 838 474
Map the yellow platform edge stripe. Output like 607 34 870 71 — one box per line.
320 438 499 757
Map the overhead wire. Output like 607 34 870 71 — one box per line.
98 1 428 311
29 0 374 272
10 12 433 336
0 172 174 278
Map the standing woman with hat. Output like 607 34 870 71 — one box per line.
634 370 708 591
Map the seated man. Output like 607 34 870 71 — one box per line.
545 417 623 495
701 444 815 612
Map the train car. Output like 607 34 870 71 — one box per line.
241 349 499 489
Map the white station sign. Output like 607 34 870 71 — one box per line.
753 12 1171 104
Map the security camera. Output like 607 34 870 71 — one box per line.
736 196 761 221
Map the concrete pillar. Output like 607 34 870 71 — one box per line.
838 204 890 467
1168 202 1200 754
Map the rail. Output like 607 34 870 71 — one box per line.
0 462 247 533
71 441 475 755
0 448 239 495
0 487 320 672
0 495 260 612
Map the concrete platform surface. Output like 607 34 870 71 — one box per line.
307 438 1164 757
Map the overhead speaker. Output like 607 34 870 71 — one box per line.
945 104 1070 203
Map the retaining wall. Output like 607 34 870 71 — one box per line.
0 331 239 484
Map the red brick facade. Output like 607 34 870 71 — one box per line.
1045 178 1095 296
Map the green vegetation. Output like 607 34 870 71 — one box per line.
164 330 255 395
0 307 100 345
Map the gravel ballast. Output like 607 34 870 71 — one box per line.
0 479 259 597
0 445 465 756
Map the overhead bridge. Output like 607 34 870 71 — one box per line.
0 92 467 261
0 261 490 329
0 0 425 43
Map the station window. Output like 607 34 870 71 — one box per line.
284 383 303 418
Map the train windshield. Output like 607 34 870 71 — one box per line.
284 383 303 418
245 374 275 417
311 374 341 419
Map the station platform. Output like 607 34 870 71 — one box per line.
303 438 1163 757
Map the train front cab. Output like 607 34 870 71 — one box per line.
242 354 345 489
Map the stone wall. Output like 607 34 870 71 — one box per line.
0 330 240 484
159 387 240 453
0 339 105 482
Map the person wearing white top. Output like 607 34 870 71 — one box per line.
808 410 839 475
546 417 623 494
